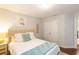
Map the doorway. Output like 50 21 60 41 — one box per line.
77 19 79 45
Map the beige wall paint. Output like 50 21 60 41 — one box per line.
0 8 41 38
0 9 14 32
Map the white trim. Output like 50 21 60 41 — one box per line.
74 13 78 48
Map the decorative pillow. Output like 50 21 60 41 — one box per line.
22 33 31 42
14 32 33 42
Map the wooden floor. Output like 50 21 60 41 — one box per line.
76 45 79 55
60 45 79 55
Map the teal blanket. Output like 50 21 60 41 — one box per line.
21 42 56 55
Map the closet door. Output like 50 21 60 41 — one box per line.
43 20 58 42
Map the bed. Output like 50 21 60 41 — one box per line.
8 28 60 55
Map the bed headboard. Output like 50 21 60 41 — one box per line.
8 27 34 35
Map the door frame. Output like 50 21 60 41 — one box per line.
74 14 78 48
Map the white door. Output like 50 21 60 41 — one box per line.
43 20 58 43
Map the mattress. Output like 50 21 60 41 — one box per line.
9 39 60 55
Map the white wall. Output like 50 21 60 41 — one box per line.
42 14 76 48
58 14 76 48
0 8 41 38
63 14 75 48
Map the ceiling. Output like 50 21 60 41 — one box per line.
0 4 79 19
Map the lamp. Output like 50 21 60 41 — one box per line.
0 32 9 44
0 32 14 44
0 24 13 44
7 32 14 43
0 38 4 44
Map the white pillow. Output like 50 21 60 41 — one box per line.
29 32 37 39
15 33 23 42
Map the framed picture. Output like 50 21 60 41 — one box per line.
19 18 25 26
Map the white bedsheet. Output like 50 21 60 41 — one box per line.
9 39 60 55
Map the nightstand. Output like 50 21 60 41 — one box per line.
0 43 8 55
0 39 9 55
